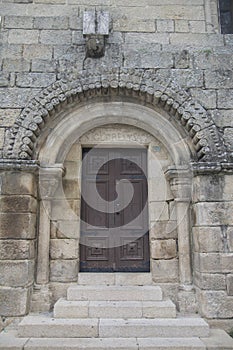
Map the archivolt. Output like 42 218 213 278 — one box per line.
3 68 226 162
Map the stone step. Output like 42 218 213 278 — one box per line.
23 337 206 349
99 318 210 338
18 315 209 339
77 272 153 285
67 285 163 301
54 299 176 319
3 328 233 350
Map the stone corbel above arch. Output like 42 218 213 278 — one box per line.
3 68 227 163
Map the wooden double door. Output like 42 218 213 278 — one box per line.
80 148 149 272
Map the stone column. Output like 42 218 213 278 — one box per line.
33 164 64 312
0 160 38 317
165 166 196 313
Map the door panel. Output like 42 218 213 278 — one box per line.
80 148 149 272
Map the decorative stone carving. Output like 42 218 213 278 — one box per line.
3 68 227 163
80 124 156 145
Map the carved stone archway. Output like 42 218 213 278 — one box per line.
3 68 227 163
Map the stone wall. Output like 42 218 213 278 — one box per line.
0 168 37 316
0 0 233 331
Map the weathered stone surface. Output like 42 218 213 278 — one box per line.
201 329 233 350
0 172 37 196
0 286 31 316
23 44 53 60
151 239 177 259
0 109 20 127
50 260 78 282
218 89 233 109
151 259 179 283
157 19 174 32
198 289 233 318
226 274 233 296
150 221 178 239
0 129 5 149
194 252 233 273
0 88 41 108
16 72 56 88
125 33 169 45
31 59 57 72
63 179 81 199
174 19 189 33
205 69 233 89
0 240 35 260
51 200 80 221
4 15 33 29
150 202 169 222
194 271 226 290
192 226 224 253
40 30 72 45
50 239 78 259
189 20 206 33
124 49 173 69
190 88 217 109
174 49 190 68
228 226 233 251
34 16 69 29
8 29 39 44
193 175 230 202
114 19 155 32
67 285 163 302
0 330 28 349
0 260 34 287
224 128 233 154
170 33 224 46
193 202 233 226
0 213 36 239
1 44 23 60
18 315 98 338
3 58 30 73
55 220 79 239
0 195 37 213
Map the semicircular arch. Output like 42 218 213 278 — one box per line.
3 68 226 163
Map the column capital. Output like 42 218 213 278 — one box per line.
39 164 65 199
165 165 192 200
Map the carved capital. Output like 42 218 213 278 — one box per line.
39 164 65 199
165 165 192 200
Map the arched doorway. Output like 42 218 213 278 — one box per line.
36 101 193 307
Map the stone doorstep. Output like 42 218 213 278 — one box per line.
1 328 233 349
67 285 163 301
17 315 209 338
77 272 153 285
53 299 177 319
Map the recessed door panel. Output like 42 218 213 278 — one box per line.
80 148 149 272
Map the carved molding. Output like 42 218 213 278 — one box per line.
80 124 156 144
3 68 227 163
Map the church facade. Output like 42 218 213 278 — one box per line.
0 0 233 338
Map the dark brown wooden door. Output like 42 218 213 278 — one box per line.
80 148 149 272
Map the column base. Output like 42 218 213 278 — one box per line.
30 284 52 313
178 285 198 314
